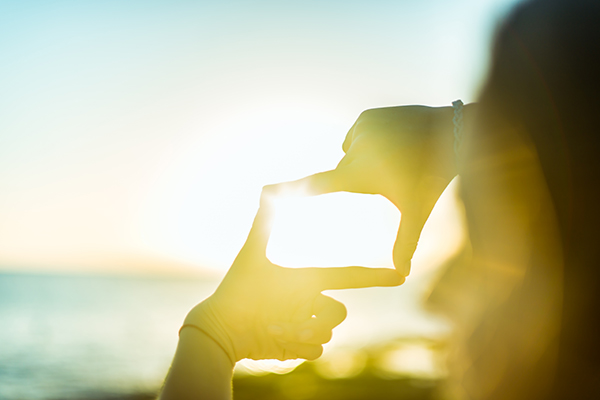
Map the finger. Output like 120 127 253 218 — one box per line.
278 342 324 361
393 211 428 277
299 267 404 291
267 295 345 345
312 294 347 328
267 321 333 345
278 348 298 361
265 169 351 197
240 191 275 254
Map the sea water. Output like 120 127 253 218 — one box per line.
0 272 446 399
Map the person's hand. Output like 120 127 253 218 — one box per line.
267 105 465 276
183 190 403 363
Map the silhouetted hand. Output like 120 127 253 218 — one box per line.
183 190 403 363
268 105 461 276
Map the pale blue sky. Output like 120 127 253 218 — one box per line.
0 0 520 274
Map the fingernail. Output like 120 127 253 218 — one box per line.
298 329 313 341
267 325 284 336
390 272 405 285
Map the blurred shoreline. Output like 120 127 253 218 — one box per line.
0 272 446 400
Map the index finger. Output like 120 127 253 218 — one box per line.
300 267 404 291
264 168 351 197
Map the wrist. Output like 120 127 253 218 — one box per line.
432 102 477 175
183 299 239 364
160 327 234 400
179 325 236 369
430 106 459 179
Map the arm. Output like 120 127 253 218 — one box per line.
159 328 233 400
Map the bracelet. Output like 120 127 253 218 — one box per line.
179 324 236 367
452 99 464 156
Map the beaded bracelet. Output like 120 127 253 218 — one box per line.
452 99 464 156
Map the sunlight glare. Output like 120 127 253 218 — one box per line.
377 344 442 378
314 348 367 379
140 103 349 270
268 193 400 268
236 359 305 376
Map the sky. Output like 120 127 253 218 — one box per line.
0 0 521 275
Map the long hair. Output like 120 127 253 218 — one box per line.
438 0 600 398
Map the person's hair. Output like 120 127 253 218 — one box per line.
480 0 600 228
458 0 600 398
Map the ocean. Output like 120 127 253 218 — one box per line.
0 272 447 399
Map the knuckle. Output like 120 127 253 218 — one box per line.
398 240 418 252
358 109 373 119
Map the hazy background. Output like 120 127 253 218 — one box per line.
0 0 522 398
1 0 520 275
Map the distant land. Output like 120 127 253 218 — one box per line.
0 253 223 279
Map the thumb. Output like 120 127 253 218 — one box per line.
239 191 276 256
393 209 428 277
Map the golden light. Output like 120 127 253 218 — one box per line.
139 102 350 271
235 359 305 376
376 343 443 379
314 348 367 379
268 193 400 268
266 178 466 273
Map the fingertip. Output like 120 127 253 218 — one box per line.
394 261 411 278
392 241 414 278
392 272 406 286
305 345 324 361
321 330 333 345
379 268 406 286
